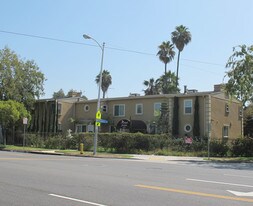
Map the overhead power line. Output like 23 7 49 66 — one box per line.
0 29 224 67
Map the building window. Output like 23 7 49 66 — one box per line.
57 103 62 115
223 125 229 138
84 104 90 112
154 103 161 116
184 99 192 114
114 104 125 117
136 104 143 115
102 105 107 112
76 124 86 133
184 124 192 133
225 103 229 114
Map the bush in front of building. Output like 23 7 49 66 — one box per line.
25 133 79 150
209 140 229 157
24 133 253 157
230 137 253 157
26 133 44 148
98 133 170 153
208 137 253 157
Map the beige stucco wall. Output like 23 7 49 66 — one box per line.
58 101 75 133
177 95 205 138
74 96 171 131
72 92 242 138
210 96 242 139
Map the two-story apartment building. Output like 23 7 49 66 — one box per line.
31 85 242 140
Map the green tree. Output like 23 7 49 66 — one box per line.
171 25 192 87
157 41 175 75
95 70 112 98
0 47 45 109
224 45 253 136
243 104 253 136
156 71 179 94
157 102 170 134
193 96 200 138
0 100 30 144
225 45 253 107
53 89 65 99
172 96 179 137
143 78 160 95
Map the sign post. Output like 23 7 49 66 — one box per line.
23 117 28 148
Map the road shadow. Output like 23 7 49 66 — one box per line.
171 159 253 170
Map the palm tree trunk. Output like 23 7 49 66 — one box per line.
176 51 181 87
164 63 167 75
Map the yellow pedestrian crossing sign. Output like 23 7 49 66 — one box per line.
96 110 101 119
96 110 101 127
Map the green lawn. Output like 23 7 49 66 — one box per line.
1 145 252 162
0 145 133 159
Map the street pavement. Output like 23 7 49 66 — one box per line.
0 150 253 206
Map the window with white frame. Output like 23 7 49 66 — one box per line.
223 125 229 138
114 104 125 117
154 102 161 117
84 104 90 112
76 124 86 133
184 124 192 133
136 104 143 115
184 99 192 114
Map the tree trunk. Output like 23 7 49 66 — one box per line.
176 51 181 87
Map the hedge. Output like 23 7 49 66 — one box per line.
23 132 253 157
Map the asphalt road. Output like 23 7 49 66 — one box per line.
0 151 253 206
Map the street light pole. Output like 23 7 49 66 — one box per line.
83 34 105 155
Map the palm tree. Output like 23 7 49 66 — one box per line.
157 41 175 75
143 78 160 95
155 71 179 94
171 25 192 87
95 70 112 98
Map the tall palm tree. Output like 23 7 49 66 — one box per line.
171 25 192 87
143 78 160 95
95 70 112 98
157 41 175 75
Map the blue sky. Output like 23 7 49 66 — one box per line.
1 0 253 99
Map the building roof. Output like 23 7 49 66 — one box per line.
36 97 85 103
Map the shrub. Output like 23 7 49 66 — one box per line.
231 137 253 157
97 133 170 153
26 133 44 148
209 140 229 157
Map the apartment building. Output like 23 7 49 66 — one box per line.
31 85 242 139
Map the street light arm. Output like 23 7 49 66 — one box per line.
83 34 103 51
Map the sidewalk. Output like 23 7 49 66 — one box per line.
1 147 206 163
132 154 206 163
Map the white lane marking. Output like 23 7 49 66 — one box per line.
49 194 108 206
186 178 253 188
224 174 253 179
227 190 253 197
